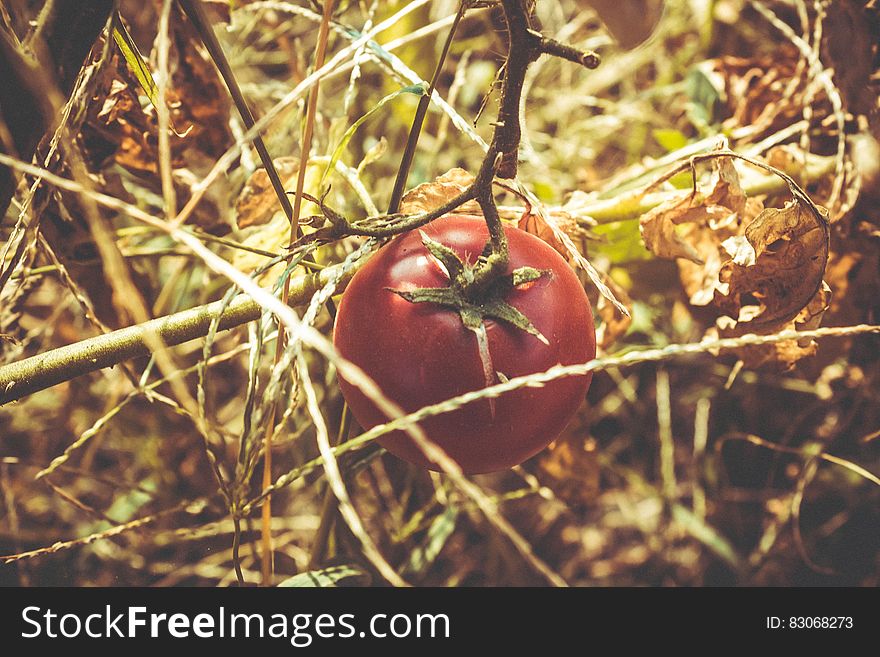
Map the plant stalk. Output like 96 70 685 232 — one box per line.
0 265 356 406
261 0 336 587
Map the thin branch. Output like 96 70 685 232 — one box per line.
536 35 600 69
0 264 357 405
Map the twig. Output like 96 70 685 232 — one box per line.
0 264 356 405
301 0 602 295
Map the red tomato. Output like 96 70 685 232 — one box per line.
333 215 596 473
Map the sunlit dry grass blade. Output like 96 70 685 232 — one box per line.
1 500 208 564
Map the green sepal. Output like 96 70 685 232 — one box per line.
419 231 464 281
387 286 460 307
458 306 483 331
510 266 549 287
388 235 551 345
486 266 550 297
480 299 549 345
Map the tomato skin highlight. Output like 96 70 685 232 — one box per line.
333 215 596 474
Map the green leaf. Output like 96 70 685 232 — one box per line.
591 220 652 264
321 83 427 185
652 128 689 153
671 505 742 571
403 507 459 575
686 62 725 127
458 306 483 331
277 564 369 587
668 170 695 189
111 13 159 110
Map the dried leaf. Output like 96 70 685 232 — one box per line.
639 192 709 262
714 200 829 332
640 157 755 264
720 282 832 370
518 206 578 258
82 50 157 175
80 17 234 228
539 436 600 508
235 157 302 229
596 275 633 350
399 168 481 216
641 154 831 368
167 14 233 160
586 0 665 49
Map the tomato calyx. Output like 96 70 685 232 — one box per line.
387 230 551 345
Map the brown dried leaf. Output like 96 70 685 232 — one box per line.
596 276 633 350
81 50 158 175
719 281 832 371
518 207 578 258
714 200 829 332
235 157 301 229
80 19 234 228
706 51 806 135
167 12 233 159
586 0 665 50
641 154 831 368
539 435 600 508
399 168 481 216
640 192 710 262
640 158 755 264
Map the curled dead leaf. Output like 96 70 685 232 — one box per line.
718 281 832 371
639 157 762 265
399 167 481 216
714 200 829 332
640 154 831 368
